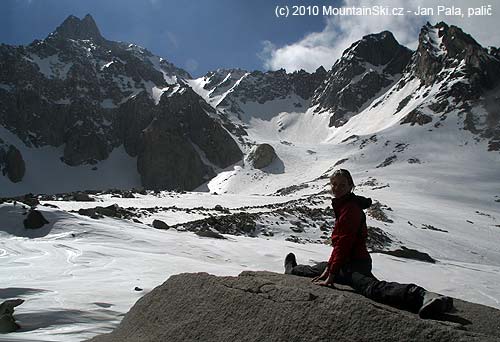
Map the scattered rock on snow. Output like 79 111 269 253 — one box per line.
195 229 226 239
152 219 169 230
367 201 394 223
374 246 436 263
376 155 397 168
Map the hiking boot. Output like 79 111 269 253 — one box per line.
284 253 297 274
418 291 454 319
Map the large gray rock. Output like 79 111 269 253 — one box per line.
247 143 277 169
87 272 500 342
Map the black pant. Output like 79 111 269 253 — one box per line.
291 259 425 313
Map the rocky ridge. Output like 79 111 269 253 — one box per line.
198 67 327 119
394 22 500 150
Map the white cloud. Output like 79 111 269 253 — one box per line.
165 31 179 49
185 58 199 73
260 0 500 73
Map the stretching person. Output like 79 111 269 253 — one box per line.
284 169 453 318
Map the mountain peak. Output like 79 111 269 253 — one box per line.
53 14 105 43
343 30 407 66
414 21 499 85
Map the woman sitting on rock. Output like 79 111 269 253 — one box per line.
284 168 453 318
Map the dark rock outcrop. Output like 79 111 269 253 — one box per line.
0 144 25 183
136 86 242 190
23 209 49 229
374 247 436 263
76 204 135 220
87 272 500 342
73 192 95 202
246 143 277 169
0 299 24 333
414 22 500 88
152 219 169 230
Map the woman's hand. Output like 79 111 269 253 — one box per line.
312 267 329 282
313 273 335 287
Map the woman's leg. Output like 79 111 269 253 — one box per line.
348 261 453 316
291 262 328 278
350 272 425 313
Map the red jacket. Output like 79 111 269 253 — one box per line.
327 193 372 275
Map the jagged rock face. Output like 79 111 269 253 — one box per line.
0 14 190 153
53 14 105 44
116 92 156 157
312 31 412 127
414 22 500 88
137 86 242 190
163 88 243 168
137 117 208 190
0 144 25 183
234 68 325 104
291 66 327 100
246 143 277 169
202 68 248 100
408 22 500 150
87 272 500 342
205 67 326 115
0 14 243 190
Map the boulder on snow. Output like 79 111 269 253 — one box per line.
246 143 277 169
87 271 500 342
152 219 169 230
23 209 49 229
73 192 95 202
0 299 24 333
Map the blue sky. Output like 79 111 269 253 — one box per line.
1 0 499 77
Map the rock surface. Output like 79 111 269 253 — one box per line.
0 299 24 333
246 143 277 169
23 209 49 229
87 271 500 342
5 146 25 183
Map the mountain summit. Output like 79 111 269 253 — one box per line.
52 14 105 43
312 30 412 126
